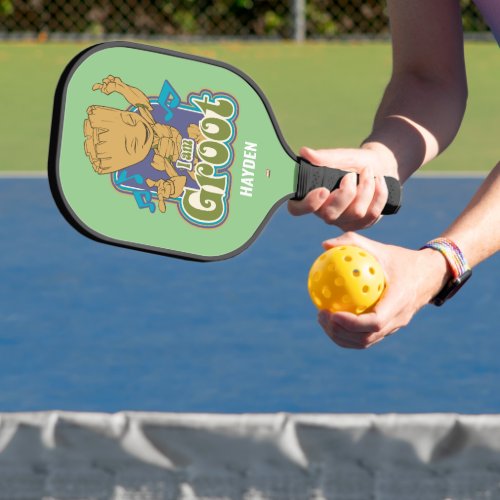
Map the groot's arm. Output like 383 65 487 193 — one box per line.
92 75 155 125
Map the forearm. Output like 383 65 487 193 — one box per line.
120 84 151 108
118 82 155 124
417 163 500 305
363 73 467 182
362 0 467 183
441 162 500 267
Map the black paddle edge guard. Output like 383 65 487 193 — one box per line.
293 158 402 215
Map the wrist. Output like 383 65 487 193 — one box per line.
361 141 399 178
418 248 452 303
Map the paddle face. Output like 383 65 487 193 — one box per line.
49 41 297 261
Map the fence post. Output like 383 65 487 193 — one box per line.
293 0 306 42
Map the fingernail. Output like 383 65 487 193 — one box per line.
318 189 329 201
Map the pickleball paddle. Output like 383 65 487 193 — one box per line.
49 41 401 261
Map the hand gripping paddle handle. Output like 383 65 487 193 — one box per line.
293 158 402 215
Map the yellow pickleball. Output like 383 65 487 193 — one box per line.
308 245 385 314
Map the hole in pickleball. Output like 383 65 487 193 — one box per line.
352 269 360 277
359 252 367 257
356 306 366 314
344 256 352 262
313 271 321 282
322 286 332 299
342 295 351 304
369 267 376 275
362 285 369 293
333 303 342 311
378 284 382 291
334 277 344 287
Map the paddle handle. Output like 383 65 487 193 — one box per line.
293 158 402 215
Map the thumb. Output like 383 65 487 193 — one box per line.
299 147 365 170
322 231 368 250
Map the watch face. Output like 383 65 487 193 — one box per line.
432 269 472 306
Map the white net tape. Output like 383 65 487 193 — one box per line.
0 412 500 499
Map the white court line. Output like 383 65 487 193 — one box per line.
0 171 48 178
0 170 489 179
414 170 487 178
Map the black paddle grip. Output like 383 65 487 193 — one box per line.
293 158 402 215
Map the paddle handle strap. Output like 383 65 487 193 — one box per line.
293 158 402 215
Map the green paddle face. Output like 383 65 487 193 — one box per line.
49 41 298 261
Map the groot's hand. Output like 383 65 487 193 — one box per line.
146 176 187 212
187 124 204 144
92 75 127 95
92 75 153 111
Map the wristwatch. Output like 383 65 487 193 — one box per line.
421 238 472 306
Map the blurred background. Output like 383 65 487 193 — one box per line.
0 0 491 40
0 1 497 177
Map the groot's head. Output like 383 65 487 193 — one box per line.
84 106 154 174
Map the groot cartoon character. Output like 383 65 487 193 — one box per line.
83 75 204 212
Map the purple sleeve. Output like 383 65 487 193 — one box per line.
473 0 500 45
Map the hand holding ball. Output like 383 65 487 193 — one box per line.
308 245 385 314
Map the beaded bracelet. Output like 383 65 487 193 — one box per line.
422 238 470 278
421 237 472 306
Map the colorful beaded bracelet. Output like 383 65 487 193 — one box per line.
421 238 472 306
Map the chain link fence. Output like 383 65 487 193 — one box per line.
0 0 491 40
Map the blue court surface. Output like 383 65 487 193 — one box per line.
0 176 498 413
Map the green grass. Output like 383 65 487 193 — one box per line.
0 40 497 172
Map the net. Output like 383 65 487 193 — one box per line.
1 412 500 499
